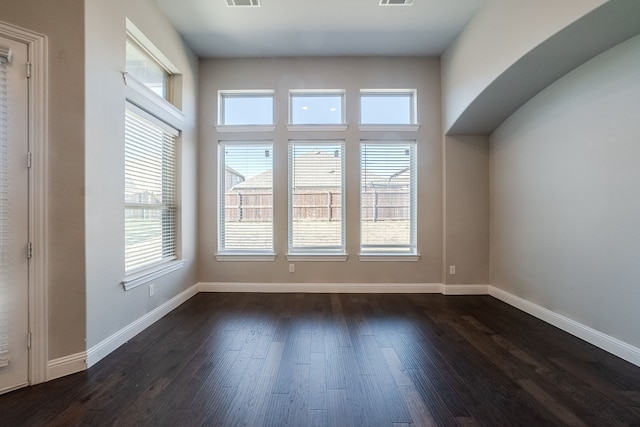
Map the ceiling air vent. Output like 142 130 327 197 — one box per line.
227 0 261 6
379 0 414 5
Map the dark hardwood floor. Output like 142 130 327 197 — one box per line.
1 293 640 426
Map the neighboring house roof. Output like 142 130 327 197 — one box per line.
291 151 342 189
230 150 409 191
232 169 273 190
225 165 245 180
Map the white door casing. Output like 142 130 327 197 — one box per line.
0 35 29 394
0 20 48 391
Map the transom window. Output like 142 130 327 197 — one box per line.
126 37 171 100
289 90 345 125
360 90 416 125
219 91 274 126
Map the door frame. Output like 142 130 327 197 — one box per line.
0 20 48 385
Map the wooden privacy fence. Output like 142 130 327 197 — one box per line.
225 190 409 221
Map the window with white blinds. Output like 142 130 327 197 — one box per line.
0 53 9 365
288 141 345 254
218 142 273 253
124 105 178 273
360 141 417 254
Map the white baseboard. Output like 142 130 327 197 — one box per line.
442 284 490 295
47 352 87 381
86 284 199 368
489 286 640 368
198 282 444 294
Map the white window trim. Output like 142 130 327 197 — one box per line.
358 124 419 132
124 74 184 126
126 19 180 76
286 254 348 262
216 125 276 133
287 124 348 132
215 253 276 262
358 254 420 262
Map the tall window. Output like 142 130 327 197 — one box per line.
360 141 417 254
289 141 345 254
218 142 273 253
124 107 178 273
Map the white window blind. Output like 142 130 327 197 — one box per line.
219 142 273 252
125 106 178 273
0 52 9 366
360 141 417 254
289 141 345 254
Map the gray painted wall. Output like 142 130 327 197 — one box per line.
490 34 640 348
1 0 87 359
85 0 199 349
444 135 489 285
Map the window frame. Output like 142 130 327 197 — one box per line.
359 140 419 261
287 140 347 261
216 140 276 261
287 89 347 132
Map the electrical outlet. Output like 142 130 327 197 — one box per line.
148 283 155 297
449 265 456 275
289 264 295 273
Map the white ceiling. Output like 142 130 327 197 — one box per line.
153 0 484 58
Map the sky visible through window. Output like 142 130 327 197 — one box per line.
223 95 273 125
361 94 413 124
290 94 343 124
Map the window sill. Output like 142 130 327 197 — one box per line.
286 254 348 262
358 254 420 262
358 124 420 132
121 260 185 291
215 125 276 133
216 253 276 262
287 124 348 132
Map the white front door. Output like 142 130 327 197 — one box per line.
0 35 30 394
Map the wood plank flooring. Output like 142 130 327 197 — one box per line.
1 293 640 426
